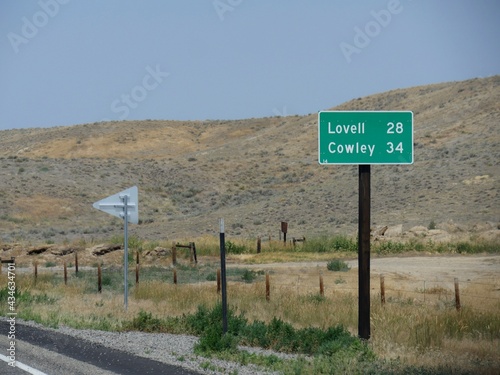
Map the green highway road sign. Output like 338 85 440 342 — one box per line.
318 111 413 165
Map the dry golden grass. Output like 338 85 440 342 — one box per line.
3 242 500 373
13 195 74 222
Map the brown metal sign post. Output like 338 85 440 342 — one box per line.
358 165 371 340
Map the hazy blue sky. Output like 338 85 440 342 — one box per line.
1 0 499 130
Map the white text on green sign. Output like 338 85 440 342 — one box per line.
318 111 413 165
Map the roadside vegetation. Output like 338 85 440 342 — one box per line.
0 234 498 374
186 234 499 258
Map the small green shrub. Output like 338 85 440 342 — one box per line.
225 241 247 254
206 272 216 281
241 269 256 283
266 317 297 352
101 274 112 286
428 220 437 230
122 310 164 332
196 326 238 353
327 259 350 272
241 320 270 348
186 303 247 336
188 303 246 353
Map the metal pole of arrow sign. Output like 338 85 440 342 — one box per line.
123 194 129 311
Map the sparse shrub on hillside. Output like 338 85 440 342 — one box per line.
231 222 244 230
42 229 56 238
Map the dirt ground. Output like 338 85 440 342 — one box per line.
230 255 500 299
235 255 499 280
353 255 499 282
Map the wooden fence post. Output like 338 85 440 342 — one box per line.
34 262 38 281
380 274 385 305
75 251 79 274
192 242 198 264
173 268 177 285
136 251 140 265
64 262 68 285
423 280 426 302
319 274 324 297
454 278 461 311
97 264 102 293
171 242 177 266
257 237 261 254
136 264 139 285
266 273 270 302
217 268 221 294
0 257 16 275
189 243 194 263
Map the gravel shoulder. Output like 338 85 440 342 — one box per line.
2 319 292 375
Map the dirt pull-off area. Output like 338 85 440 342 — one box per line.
237 255 499 281
353 255 500 282
232 255 500 297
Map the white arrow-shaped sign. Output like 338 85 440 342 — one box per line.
93 186 138 224
93 186 139 310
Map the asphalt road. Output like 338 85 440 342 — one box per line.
0 320 202 375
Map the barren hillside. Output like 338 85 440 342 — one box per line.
0 76 498 244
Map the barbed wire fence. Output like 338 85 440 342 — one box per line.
5 252 499 314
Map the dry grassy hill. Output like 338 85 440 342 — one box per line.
0 76 499 244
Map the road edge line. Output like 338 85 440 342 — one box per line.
0 353 48 375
